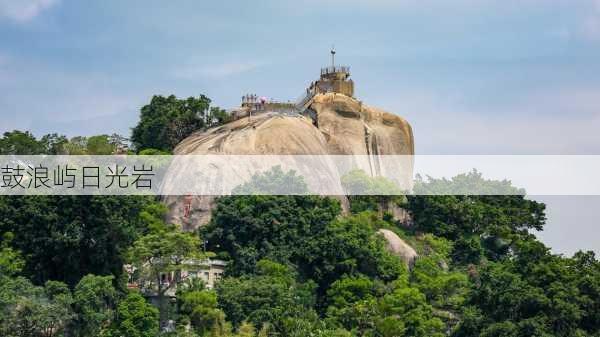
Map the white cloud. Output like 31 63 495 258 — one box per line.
0 0 59 23
172 62 260 80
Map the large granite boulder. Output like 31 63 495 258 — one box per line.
165 93 414 230
377 229 418 268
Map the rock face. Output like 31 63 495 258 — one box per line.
174 93 413 156
165 93 414 230
377 229 418 267
309 93 413 157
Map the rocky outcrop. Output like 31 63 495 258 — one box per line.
377 229 418 267
174 111 330 155
165 93 414 230
309 93 413 157
174 93 413 157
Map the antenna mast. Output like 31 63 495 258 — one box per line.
331 45 336 68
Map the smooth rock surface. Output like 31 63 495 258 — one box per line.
165 93 414 230
377 228 418 267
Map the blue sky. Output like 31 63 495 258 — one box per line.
1 1 599 254
1 0 599 154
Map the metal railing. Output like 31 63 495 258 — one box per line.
320 66 350 76
295 88 317 112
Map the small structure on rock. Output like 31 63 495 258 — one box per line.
310 47 354 97
229 48 356 120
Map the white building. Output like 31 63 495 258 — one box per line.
126 258 227 297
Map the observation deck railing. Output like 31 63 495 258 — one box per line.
320 65 350 76
295 88 317 112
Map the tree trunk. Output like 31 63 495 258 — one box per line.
157 276 167 330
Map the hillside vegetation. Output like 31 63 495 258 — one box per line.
1 93 599 337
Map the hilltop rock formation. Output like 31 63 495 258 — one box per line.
164 92 414 230
174 93 413 156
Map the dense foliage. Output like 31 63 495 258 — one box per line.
131 95 231 152
407 194 545 264
0 130 129 155
203 196 405 297
0 195 154 286
1 126 599 336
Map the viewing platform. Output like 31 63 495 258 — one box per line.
229 49 355 121
320 65 350 77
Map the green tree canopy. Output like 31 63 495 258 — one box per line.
0 232 24 276
203 195 341 277
406 193 545 263
127 222 205 328
205 197 406 313
0 130 51 154
216 259 318 334
0 130 129 155
0 195 156 286
0 277 73 337
341 169 406 217
107 292 159 337
232 166 309 195
71 274 117 337
131 94 213 152
454 239 600 337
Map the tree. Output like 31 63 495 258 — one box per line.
0 277 73 337
203 195 341 277
236 322 256 337
0 130 132 155
127 224 204 328
407 172 545 258
0 130 126 155
375 286 445 337
0 130 46 154
205 197 405 301
86 134 117 154
108 133 130 152
71 274 117 337
62 136 88 155
413 170 526 195
39 133 68 154
570 251 600 333
325 275 381 333
453 239 600 337
0 195 156 286
325 275 445 337
0 232 24 276
341 169 406 217
177 287 229 336
232 166 309 195
208 106 233 126
108 292 159 337
138 148 171 155
406 193 545 263
215 260 318 334
131 94 212 152
301 213 406 296
410 256 468 309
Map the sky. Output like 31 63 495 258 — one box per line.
0 0 599 255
